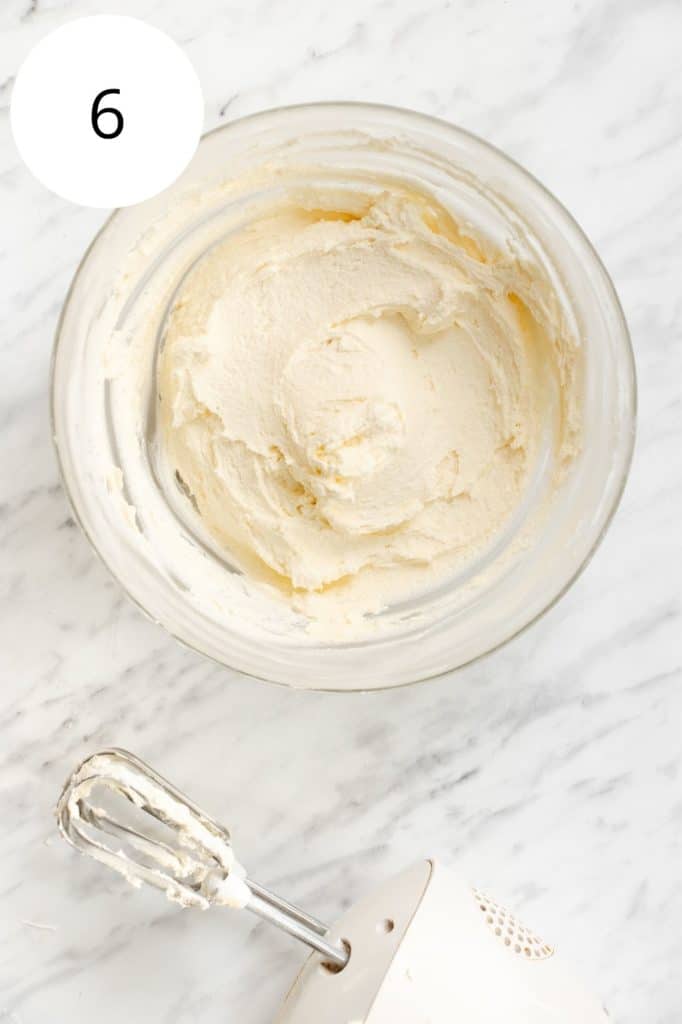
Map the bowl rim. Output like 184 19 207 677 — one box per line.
50 100 637 692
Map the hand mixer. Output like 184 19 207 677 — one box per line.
57 749 610 1023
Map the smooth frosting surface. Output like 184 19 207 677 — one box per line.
157 186 579 626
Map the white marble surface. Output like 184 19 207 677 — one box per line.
1 0 681 1021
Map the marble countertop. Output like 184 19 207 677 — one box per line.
1 1 680 1021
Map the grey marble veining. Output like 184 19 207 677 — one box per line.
0 0 680 1021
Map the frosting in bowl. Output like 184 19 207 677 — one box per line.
156 184 580 627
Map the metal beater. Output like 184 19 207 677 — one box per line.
56 748 349 970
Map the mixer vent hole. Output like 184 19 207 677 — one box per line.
377 918 395 934
472 889 554 960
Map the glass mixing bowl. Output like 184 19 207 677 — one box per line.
51 103 635 690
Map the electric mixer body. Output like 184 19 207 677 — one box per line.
277 860 610 1024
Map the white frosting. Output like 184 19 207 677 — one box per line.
156 186 580 629
57 751 251 911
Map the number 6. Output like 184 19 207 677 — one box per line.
91 89 123 140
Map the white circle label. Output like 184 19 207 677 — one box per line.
10 15 204 208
